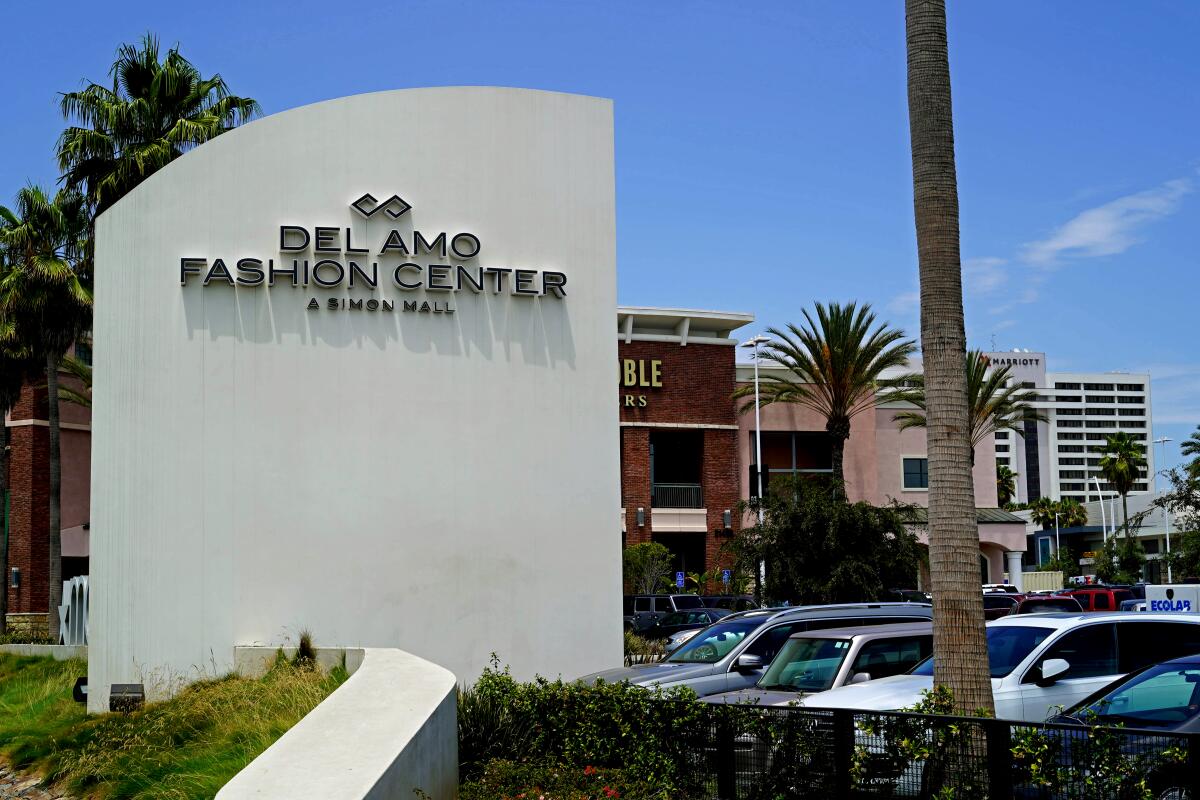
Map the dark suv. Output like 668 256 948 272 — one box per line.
624 594 705 633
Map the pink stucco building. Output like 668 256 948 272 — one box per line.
735 363 1028 588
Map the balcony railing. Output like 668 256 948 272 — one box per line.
651 483 704 508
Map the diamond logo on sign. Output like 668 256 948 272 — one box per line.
350 192 412 219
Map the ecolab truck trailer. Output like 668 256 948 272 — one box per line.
1146 585 1200 613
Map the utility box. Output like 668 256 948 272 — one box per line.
1146 585 1200 613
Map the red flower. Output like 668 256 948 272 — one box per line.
583 765 597 776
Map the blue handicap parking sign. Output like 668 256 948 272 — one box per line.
722 569 731 585
676 571 685 588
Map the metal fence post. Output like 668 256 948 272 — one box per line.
716 711 737 800
984 718 1013 799
833 710 854 800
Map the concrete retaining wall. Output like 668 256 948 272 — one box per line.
0 644 87 661
218 647 457 800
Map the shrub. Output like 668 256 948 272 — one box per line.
622 632 665 660
458 658 706 795
460 760 642 800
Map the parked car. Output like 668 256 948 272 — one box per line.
641 608 731 641
984 583 1022 594
580 602 934 697
884 588 931 604
623 594 705 633
983 593 1021 620
702 595 760 612
701 622 933 705
1011 596 1084 615
795 613 1200 721
1059 586 1135 612
1051 652 1200 733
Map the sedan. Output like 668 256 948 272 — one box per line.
1010 596 1083 615
641 608 731 642
1052 654 1200 732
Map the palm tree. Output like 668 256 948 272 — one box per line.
892 350 1046 464
58 354 91 409
905 0 993 713
0 186 91 643
996 465 1018 506
734 301 915 493
1029 497 1057 530
58 34 260 214
1181 425 1200 479
1057 498 1088 529
1099 432 1148 541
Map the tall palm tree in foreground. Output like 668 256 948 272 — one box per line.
1099 432 1147 540
58 34 260 214
892 350 1046 464
734 301 915 494
0 186 91 642
905 0 993 713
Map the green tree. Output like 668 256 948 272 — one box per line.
905 0 993 714
0 186 91 642
733 301 914 494
1099 432 1147 541
58 354 91 409
623 541 673 595
1181 425 1200 480
892 350 1046 464
1057 497 1088 529
727 476 922 605
1029 497 1058 531
1094 534 1145 586
58 35 260 215
996 465 1017 507
1157 468 1200 580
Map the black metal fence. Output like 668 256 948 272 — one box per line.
675 703 1200 799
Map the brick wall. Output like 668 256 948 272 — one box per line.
618 341 742 591
6 385 50 616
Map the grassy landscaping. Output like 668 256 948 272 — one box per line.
0 652 347 799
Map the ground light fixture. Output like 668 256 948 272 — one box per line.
636 507 645 527
722 509 732 531
9 567 17 588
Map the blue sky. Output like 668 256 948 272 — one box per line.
2 1 1197 469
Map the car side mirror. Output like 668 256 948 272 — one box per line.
848 672 872 685
1038 658 1070 687
735 654 763 672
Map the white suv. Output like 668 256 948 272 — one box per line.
795 612 1200 721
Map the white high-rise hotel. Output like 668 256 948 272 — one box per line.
987 351 1153 506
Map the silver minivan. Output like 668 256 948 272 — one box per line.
580 603 932 697
701 622 933 705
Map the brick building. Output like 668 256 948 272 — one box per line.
617 307 754 585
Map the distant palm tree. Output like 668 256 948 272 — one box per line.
1029 497 1058 530
1057 497 1089 529
905 0 993 714
1181 425 1200 479
58 354 91 409
0 186 91 643
892 350 1046 464
58 34 260 214
1099 432 1148 540
734 301 915 493
996 465 1018 506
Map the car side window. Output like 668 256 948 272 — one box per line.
1024 623 1117 683
850 636 933 680
634 597 651 613
653 597 673 613
1118 622 1200 672
1093 593 1111 610
624 597 634 615
742 623 803 663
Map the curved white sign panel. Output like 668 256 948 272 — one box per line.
89 87 619 712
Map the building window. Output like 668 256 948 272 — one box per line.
1088 421 1117 428
1060 483 1085 491
1118 396 1145 404
1084 383 1115 391
1118 408 1145 417
1086 396 1115 404
1056 395 1082 403
1058 420 1083 428
1117 383 1144 392
1055 382 1081 390
995 431 1009 439
996 444 1009 453
1021 381 1036 389
1058 433 1084 441
1143 539 1160 555
1058 445 1084 453
1085 408 1116 416
1059 470 1085 479
1121 421 1146 428
1058 408 1082 416
1060 458 1085 465
902 457 929 490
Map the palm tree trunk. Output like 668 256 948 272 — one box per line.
0 419 9 635
905 0 994 715
46 351 62 643
827 417 850 498
1121 494 1130 541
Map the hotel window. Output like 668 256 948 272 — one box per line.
1117 383 1144 392
1118 396 1145 404
1055 382 1081 390
995 431 1009 439
1058 445 1084 453
1058 408 1082 415
1060 470 1085 479
1085 408 1116 415
1121 421 1146 428
1086 396 1115 404
1060 483 1085 491
1058 433 1084 441
1084 383 1115 391
1089 421 1117 428
1057 395 1082 403
1059 420 1083 428
1143 539 1160 555
902 458 929 490
996 444 1009 453
1060 458 1085 465
1118 408 1145 416
1021 382 1036 389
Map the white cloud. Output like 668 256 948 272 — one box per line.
1022 178 1193 265
963 256 1008 295
887 290 920 316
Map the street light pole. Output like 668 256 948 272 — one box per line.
1154 436 1173 583
1093 475 1108 544
741 334 770 593
1054 511 1060 558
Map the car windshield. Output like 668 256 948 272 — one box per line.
912 625 1054 678
758 637 851 692
1077 665 1200 728
666 620 764 664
